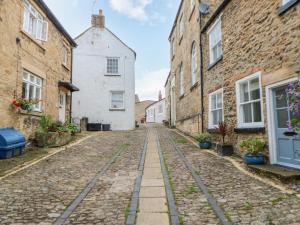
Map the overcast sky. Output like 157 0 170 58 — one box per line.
44 0 181 101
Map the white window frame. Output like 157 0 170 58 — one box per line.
208 17 222 65
235 72 264 128
106 57 120 75
179 63 185 96
62 45 69 66
282 0 292 5
191 42 197 85
22 70 43 112
110 91 125 110
23 0 48 42
208 88 224 129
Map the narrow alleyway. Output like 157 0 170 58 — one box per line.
0 125 300 224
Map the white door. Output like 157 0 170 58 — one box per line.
59 92 66 123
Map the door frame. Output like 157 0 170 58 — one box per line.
266 77 299 168
59 91 66 123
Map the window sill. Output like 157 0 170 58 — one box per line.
20 30 46 52
234 127 265 134
19 110 43 117
190 82 199 91
278 0 300 15
178 35 183 45
62 63 70 71
105 74 121 77
208 55 223 71
109 108 125 112
179 94 185 100
189 6 195 21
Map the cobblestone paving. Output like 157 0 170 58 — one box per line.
0 128 146 224
166 128 300 225
65 129 146 224
157 128 220 225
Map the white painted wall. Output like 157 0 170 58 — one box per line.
146 99 166 124
72 27 136 130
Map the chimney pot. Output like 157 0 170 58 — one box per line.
91 9 105 28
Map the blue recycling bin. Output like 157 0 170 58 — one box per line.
0 128 26 159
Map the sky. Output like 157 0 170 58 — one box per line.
44 0 181 101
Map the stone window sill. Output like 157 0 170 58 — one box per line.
19 110 43 117
234 127 266 134
190 82 199 91
208 55 223 71
105 74 121 77
20 30 46 52
109 108 125 111
62 63 70 71
278 0 300 15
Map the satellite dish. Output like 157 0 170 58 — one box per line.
199 3 210 14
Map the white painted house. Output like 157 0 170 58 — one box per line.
146 98 166 124
72 10 136 130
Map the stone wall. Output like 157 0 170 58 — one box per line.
201 0 300 155
0 0 74 139
169 0 202 136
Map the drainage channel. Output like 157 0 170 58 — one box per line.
126 128 179 225
54 142 136 225
166 131 232 225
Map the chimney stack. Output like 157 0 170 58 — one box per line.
91 9 105 28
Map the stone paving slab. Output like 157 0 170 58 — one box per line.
140 187 166 198
139 198 168 212
143 170 163 179
141 178 164 187
144 162 161 168
136 213 169 225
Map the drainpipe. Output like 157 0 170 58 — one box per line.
199 2 205 133
69 47 74 123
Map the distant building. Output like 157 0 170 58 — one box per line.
135 97 155 124
146 92 166 124
72 10 136 130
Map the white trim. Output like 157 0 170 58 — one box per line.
235 71 264 128
208 17 222 65
207 16 222 34
208 88 224 129
266 77 298 165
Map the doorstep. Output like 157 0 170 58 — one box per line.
248 164 300 182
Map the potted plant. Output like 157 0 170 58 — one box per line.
11 98 39 112
240 138 266 165
196 133 212 149
217 121 234 156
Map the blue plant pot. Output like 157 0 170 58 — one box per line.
199 141 212 149
244 153 265 165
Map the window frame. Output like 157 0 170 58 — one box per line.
110 91 125 110
23 0 48 42
235 72 264 128
208 88 224 129
208 17 222 65
62 44 69 67
22 70 43 112
191 42 198 86
179 63 185 96
282 0 292 5
106 57 120 76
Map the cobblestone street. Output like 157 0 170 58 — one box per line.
0 126 300 224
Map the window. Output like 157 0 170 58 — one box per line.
208 18 222 64
209 89 223 128
23 0 48 41
111 91 124 109
62 45 69 66
22 71 42 111
179 64 184 96
107 58 119 75
179 15 184 38
282 0 292 5
236 73 263 128
191 43 197 85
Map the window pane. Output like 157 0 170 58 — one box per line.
211 95 217 110
277 109 289 128
111 92 124 109
36 87 41 100
250 78 260 100
240 82 249 103
212 111 218 125
216 93 222 108
242 103 252 123
217 109 223 123
29 85 34 100
22 82 28 99
30 75 35 82
252 101 262 122
275 88 287 108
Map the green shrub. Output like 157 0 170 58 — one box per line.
39 115 53 132
65 123 80 135
196 133 211 143
240 138 265 155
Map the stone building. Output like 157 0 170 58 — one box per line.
72 10 136 131
0 0 77 138
135 97 155 124
167 0 202 135
167 0 300 169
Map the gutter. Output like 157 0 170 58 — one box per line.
199 2 205 133
70 48 74 122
